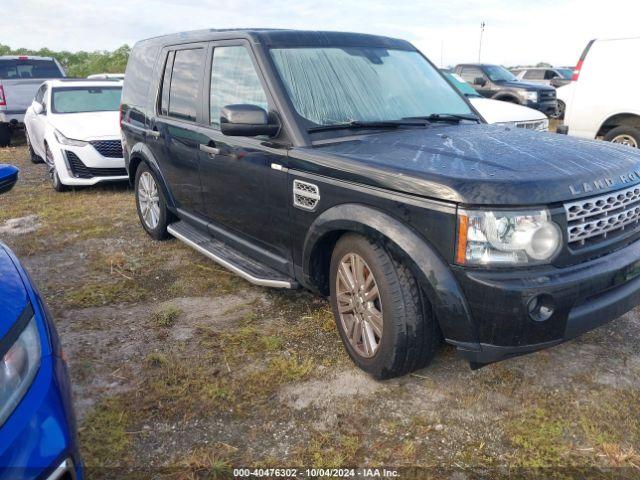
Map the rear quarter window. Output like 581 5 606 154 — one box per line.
122 42 159 108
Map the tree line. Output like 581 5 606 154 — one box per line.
0 44 130 77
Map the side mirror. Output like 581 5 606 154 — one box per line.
0 164 19 195
220 104 280 137
32 102 44 115
473 77 486 86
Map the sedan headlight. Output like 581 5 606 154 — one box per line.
456 209 562 266
54 129 88 147
0 316 41 426
525 91 538 103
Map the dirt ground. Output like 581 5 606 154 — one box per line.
1 137 639 479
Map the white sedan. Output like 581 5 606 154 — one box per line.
445 72 549 132
24 79 127 191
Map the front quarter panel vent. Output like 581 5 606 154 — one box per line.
293 179 320 211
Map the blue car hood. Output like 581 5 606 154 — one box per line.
0 244 28 340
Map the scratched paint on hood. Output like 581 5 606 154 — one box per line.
290 124 640 205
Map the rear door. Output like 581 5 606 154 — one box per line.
196 40 292 273
146 45 209 217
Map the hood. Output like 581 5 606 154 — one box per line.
49 111 120 141
496 79 554 91
469 97 546 124
291 124 640 205
0 244 29 341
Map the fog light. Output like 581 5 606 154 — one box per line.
527 294 555 322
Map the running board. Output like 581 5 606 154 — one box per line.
167 221 296 289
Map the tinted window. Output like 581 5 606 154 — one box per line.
524 69 544 80
209 46 268 128
122 42 158 108
0 59 63 79
544 70 559 80
271 47 473 127
460 67 484 83
167 49 203 122
51 87 122 114
159 51 175 116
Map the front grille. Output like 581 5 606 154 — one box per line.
564 183 640 248
90 140 123 158
65 151 127 178
540 90 556 100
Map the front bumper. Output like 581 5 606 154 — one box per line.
449 237 640 364
527 99 557 116
48 138 128 186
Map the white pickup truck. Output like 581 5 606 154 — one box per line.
0 55 65 147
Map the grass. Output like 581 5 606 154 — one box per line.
152 305 182 328
79 398 130 468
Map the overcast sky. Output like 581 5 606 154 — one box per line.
3 0 637 66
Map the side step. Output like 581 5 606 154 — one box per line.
167 221 296 289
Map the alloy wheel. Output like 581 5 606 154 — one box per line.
335 252 383 358
138 171 161 229
611 134 638 148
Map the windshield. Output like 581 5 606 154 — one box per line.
484 65 517 82
445 73 481 97
0 59 64 79
51 86 122 114
270 47 473 127
556 68 573 79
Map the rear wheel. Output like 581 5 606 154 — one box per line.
26 131 43 163
604 126 640 148
0 123 10 148
135 163 171 240
329 233 441 379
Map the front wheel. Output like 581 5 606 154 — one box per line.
26 131 43 163
46 145 67 192
135 163 171 240
604 126 640 149
329 233 441 379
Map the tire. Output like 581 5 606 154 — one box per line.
26 131 43 163
556 100 566 120
603 126 640 149
0 123 10 148
134 163 171 240
46 145 67 192
329 233 441 379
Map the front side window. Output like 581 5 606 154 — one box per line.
270 47 472 127
167 48 204 122
524 69 544 80
51 86 122 114
209 46 268 128
460 67 484 84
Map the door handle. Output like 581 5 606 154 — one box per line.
148 128 160 138
199 143 220 155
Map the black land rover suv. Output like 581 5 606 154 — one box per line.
455 63 558 116
122 29 640 379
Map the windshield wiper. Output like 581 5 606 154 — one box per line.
308 120 427 133
404 113 480 124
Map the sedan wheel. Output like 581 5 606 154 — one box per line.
137 171 161 230
335 252 383 358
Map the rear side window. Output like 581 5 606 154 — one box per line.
0 59 63 79
208 46 268 128
163 48 204 122
523 70 544 80
122 42 159 108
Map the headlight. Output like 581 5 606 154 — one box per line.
535 118 549 132
54 129 88 147
0 316 41 426
525 91 538 102
456 209 561 266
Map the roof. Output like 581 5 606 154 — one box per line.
45 79 123 88
135 28 414 50
0 55 56 61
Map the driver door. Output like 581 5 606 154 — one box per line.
26 84 48 157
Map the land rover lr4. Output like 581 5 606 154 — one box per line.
121 30 640 379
